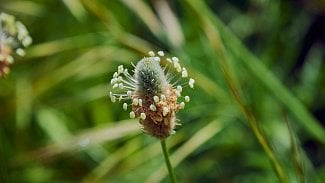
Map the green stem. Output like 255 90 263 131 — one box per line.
160 139 177 183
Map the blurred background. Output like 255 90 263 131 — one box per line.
0 0 324 182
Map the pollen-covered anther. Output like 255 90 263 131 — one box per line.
160 94 166 101
179 102 185 109
182 67 188 78
172 57 179 62
113 72 118 78
185 96 190 102
129 111 135 118
150 104 157 111
189 78 195 88
118 83 124 89
140 113 146 120
111 78 117 85
132 98 139 105
174 62 182 72
127 91 132 98
153 96 159 103
118 65 124 74
166 58 172 63
176 85 182 93
110 95 116 103
163 107 169 116
148 51 155 57
157 51 164 56
138 99 143 106
16 48 25 56
123 103 128 111
154 57 160 62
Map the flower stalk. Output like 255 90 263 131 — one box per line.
160 139 177 183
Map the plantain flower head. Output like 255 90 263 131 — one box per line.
109 51 194 139
0 12 32 77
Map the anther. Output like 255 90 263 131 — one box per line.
132 98 139 105
140 113 146 120
182 67 188 78
150 104 157 111
160 95 166 101
179 102 185 109
185 96 190 102
157 51 164 56
163 107 169 116
123 103 128 111
172 57 179 62
118 65 124 74
129 111 135 119
153 96 159 103
189 78 195 88
139 99 143 106
176 85 182 93
148 51 155 57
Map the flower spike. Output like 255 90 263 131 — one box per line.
109 50 194 139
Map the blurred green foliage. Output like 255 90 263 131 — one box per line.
0 0 324 182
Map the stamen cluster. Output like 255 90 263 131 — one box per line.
109 51 195 139
0 13 32 77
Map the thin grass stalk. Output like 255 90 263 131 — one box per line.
184 1 288 182
160 139 177 183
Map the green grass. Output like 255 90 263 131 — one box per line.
0 0 324 182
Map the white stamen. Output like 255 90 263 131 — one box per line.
140 113 146 120
110 96 116 103
179 102 185 109
172 57 179 62
189 78 195 88
139 99 143 106
150 104 157 111
111 78 117 85
163 107 169 116
113 72 118 78
174 62 181 72
123 103 128 111
166 58 172 63
148 51 155 57
129 111 135 119
185 96 190 102
182 67 188 78
113 84 118 89
118 83 124 89
132 98 139 105
176 90 181 97
154 57 160 62
118 65 124 74
153 96 159 103
127 91 132 98
176 85 182 93
7 56 14 64
16 48 25 56
157 51 164 56
160 94 166 101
